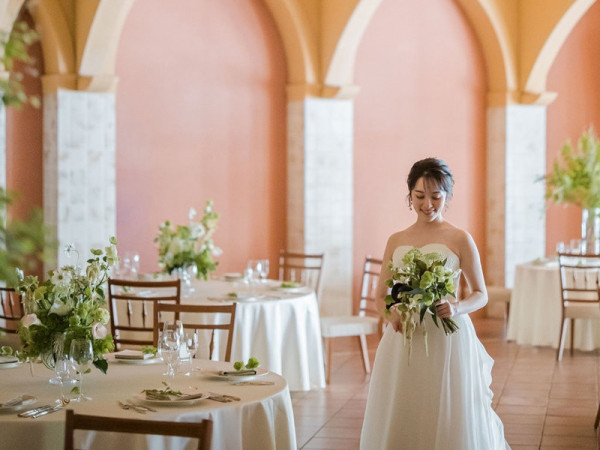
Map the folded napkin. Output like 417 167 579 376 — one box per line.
0 356 18 364
218 369 257 376
114 350 153 360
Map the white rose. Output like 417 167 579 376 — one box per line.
22 313 41 328
49 298 73 316
91 322 108 340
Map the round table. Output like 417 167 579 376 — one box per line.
0 359 296 450
506 261 600 350
184 280 326 391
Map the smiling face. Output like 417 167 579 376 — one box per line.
410 177 447 223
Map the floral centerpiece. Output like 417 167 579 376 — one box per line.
16 237 118 374
155 200 221 280
542 127 600 253
384 248 461 361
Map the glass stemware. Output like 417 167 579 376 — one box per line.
69 339 93 401
184 330 199 376
55 358 76 404
258 259 270 282
159 329 180 379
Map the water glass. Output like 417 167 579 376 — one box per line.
570 239 582 254
55 358 77 404
183 331 199 376
258 259 270 282
159 330 180 379
69 339 93 401
555 241 566 254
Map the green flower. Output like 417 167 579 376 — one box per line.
419 271 434 289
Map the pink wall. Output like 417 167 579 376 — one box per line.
115 0 287 275
546 1 600 255
353 0 487 307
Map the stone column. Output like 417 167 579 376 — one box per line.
287 97 354 316
43 88 116 269
486 104 547 288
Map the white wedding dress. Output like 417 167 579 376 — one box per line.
360 244 509 450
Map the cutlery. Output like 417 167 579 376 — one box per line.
177 392 209 401
2 395 24 407
118 401 147 414
18 405 53 418
206 393 232 403
127 401 156 412
31 404 62 419
208 392 240 402
232 381 274 386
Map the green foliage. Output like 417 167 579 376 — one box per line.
16 239 118 373
233 356 260 371
155 200 221 279
0 188 51 287
543 127 600 208
141 345 158 355
0 21 40 108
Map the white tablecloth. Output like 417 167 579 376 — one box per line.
183 280 325 392
506 262 600 350
0 359 296 450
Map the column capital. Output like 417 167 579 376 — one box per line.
487 90 557 107
286 83 360 101
41 74 119 95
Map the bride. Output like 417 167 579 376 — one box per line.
360 158 509 449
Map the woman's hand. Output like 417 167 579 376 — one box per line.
388 308 404 333
435 300 459 319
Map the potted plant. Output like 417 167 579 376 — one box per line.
542 127 600 253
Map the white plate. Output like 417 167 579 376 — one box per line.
135 392 209 406
205 367 269 382
207 294 263 302
0 361 21 370
223 273 243 281
113 356 163 365
0 395 36 412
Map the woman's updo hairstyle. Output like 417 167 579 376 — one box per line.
406 158 454 202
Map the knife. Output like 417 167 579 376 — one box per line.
31 404 62 419
177 392 209 401
18 405 53 418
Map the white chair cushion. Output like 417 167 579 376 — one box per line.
320 315 379 338
487 286 511 304
564 302 600 319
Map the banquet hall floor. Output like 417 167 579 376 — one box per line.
290 315 600 449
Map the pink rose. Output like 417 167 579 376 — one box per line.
91 322 107 340
22 313 41 328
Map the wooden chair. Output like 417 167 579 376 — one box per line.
278 250 325 302
320 256 383 383
153 303 237 362
64 409 212 450
556 252 600 361
0 287 22 335
108 279 181 350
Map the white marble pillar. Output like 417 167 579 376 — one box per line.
486 105 546 288
287 98 354 316
44 89 116 269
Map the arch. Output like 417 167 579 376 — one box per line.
323 0 383 98
523 0 595 98
262 0 318 99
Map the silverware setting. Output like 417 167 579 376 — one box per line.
207 392 241 403
232 381 274 386
2 395 25 407
118 401 156 414
31 404 63 419
18 403 63 419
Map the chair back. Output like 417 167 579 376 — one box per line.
358 256 383 318
558 252 600 309
64 409 212 450
153 303 237 362
0 288 22 334
278 250 324 301
108 279 181 350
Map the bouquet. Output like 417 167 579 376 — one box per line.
155 200 221 280
16 238 118 374
384 248 461 360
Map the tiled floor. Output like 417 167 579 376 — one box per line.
291 316 600 449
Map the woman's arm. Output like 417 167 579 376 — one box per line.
377 233 403 331
436 230 488 318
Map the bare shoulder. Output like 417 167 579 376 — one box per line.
443 223 478 257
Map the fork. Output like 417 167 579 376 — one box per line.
118 401 146 414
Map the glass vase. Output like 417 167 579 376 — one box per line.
581 207 600 254
175 266 195 298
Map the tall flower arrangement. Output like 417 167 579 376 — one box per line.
155 200 221 280
16 238 118 374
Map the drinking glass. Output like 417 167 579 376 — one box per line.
555 241 566 254
184 330 199 376
159 330 180 379
570 239 582 254
258 259 270 282
69 339 93 401
55 358 76 404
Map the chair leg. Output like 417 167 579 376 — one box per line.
595 402 600 429
570 319 575 356
358 335 371 374
557 318 568 361
324 338 332 384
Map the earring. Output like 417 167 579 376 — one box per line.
408 201 413 211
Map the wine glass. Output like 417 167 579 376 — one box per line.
184 330 199 376
258 259 270 282
69 339 93 401
55 358 76 405
159 329 180 379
